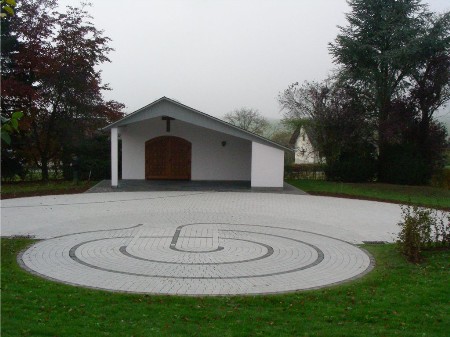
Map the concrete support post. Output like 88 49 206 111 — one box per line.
111 128 119 187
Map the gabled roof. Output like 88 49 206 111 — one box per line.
289 125 319 150
288 127 301 147
103 97 292 152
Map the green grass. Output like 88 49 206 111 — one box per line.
287 179 450 209
1 180 97 197
1 238 449 337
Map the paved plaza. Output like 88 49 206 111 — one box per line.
2 191 402 295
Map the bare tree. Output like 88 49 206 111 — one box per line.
223 107 268 135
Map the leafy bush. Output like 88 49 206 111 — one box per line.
1 145 28 181
431 167 450 190
324 145 376 183
397 205 449 262
285 163 325 180
284 150 295 166
61 134 117 181
379 143 429 185
378 120 448 185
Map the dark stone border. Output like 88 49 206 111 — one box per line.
66 231 321 279
86 180 308 195
17 223 375 296
121 237 274 265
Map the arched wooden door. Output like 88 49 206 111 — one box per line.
145 136 191 180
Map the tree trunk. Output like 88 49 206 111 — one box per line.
376 97 391 182
41 157 49 181
419 109 430 150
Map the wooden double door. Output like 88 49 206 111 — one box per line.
145 136 192 180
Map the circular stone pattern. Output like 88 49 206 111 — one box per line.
20 223 373 295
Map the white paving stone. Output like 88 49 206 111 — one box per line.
20 223 373 295
1 191 401 242
2 191 403 295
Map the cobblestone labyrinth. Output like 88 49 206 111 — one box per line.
20 223 373 295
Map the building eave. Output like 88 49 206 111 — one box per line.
103 96 293 152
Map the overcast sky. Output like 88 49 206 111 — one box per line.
61 0 450 120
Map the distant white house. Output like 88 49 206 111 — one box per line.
103 97 292 188
289 126 322 164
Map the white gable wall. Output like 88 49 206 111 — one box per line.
120 117 252 181
294 128 319 164
251 142 284 188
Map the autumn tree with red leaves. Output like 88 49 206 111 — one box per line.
1 0 124 181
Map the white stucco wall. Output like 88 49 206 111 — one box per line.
294 128 320 164
251 142 284 188
120 117 252 181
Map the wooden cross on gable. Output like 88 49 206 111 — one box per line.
162 116 175 132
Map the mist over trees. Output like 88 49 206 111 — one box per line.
1 0 124 181
280 0 450 184
224 107 269 135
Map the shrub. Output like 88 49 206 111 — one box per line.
378 120 448 185
324 144 376 183
285 163 325 180
68 134 115 181
434 211 450 246
431 167 450 190
1 146 28 181
379 143 429 185
397 205 449 262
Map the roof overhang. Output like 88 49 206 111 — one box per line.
103 97 292 152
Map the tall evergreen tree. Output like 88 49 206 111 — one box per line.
330 0 427 139
329 0 450 183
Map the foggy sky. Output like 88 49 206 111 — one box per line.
60 0 450 119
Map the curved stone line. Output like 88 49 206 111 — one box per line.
169 224 224 253
183 222 357 246
68 230 324 279
170 246 224 253
119 238 274 265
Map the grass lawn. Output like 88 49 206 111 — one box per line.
0 180 97 199
1 238 449 337
287 179 450 209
